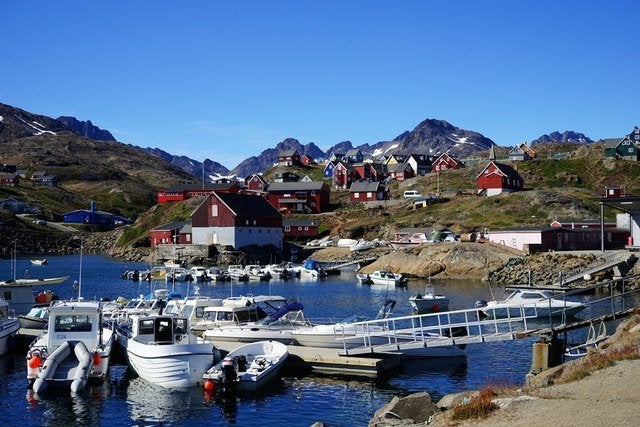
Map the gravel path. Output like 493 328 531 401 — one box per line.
452 359 640 427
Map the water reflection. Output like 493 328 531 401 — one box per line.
25 382 109 426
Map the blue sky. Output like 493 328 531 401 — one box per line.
1 1 638 169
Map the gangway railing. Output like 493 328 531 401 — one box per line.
332 274 640 356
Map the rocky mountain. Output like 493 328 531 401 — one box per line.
57 116 116 141
371 119 495 159
531 131 593 145
139 147 230 179
230 138 325 178
0 103 69 143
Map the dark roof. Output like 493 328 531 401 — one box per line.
151 220 191 232
267 182 326 192
387 162 411 172
345 149 361 156
164 183 236 192
493 162 523 180
601 138 622 148
278 149 298 157
350 181 385 192
283 219 318 227
214 192 282 217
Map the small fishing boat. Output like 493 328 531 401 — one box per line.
26 299 115 394
409 285 450 313
30 259 48 266
18 304 50 329
0 297 20 356
202 340 288 393
0 275 70 287
117 310 221 388
366 270 408 287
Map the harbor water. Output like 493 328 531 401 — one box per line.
2 254 556 426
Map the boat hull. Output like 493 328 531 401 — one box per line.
125 340 219 388
483 303 586 319
409 297 450 313
0 318 19 356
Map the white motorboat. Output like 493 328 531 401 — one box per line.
26 299 115 394
349 239 375 252
203 340 288 393
189 266 207 281
366 270 408 287
0 297 20 356
299 259 326 279
227 265 249 281
389 239 423 250
117 311 221 388
244 264 271 281
165 267 192 282
164 296 224 335
206 267 230 282
336 238 358 248
198 295 288 338
200 302 309 344
475 289 586 319
30 259 48 266
409 285 450 313
18 304 50 329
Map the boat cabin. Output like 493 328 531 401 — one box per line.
47 301 103 352
131 315 189 345
201 296 287 328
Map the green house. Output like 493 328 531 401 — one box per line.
604 127 640 160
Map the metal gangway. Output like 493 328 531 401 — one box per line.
331 274 640 357
551 251 637 288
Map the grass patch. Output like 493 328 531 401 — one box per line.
561 344 640 383
450 387 499 421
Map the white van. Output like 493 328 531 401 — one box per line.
403 190 422 199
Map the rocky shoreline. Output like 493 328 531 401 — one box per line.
368 313 640 426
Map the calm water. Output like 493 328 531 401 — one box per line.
1 254 586 426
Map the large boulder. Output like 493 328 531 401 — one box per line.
369 392 438 426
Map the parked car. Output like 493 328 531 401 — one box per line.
403 190 423 199
32 219 48 226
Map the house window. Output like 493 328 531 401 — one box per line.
246 220 249 225
285 226 290 231
304 227 308 231
367 192 373 198
311 191 316 196
253 220 256 225
298 226 302 230
354 193 360 198
310 202 316 207
211 204 218 217
186 235 191 243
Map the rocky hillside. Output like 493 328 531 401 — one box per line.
230 138 325 177
138 147 231 178
56 116 116 141
0 103 68 142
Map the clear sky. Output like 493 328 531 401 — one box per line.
1 1 638 169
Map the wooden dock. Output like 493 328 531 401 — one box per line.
208 339 402 378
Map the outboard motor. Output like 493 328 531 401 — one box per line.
474 299 488 309
220 356 238 392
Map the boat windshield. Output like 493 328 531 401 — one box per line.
54 314 93 332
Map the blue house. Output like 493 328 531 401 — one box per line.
63 202 131 227
323 161 337 178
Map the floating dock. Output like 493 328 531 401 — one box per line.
209 339 402 378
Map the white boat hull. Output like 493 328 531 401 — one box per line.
126 340 218 388
0 318 19 356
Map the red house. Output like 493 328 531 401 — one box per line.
387 162 415 180
432 153 465 172
157 183 240 203
476 161 524 196
191 192 283 249
266 181 330 214
149 220 192 247
0 173 19 186
277 149 301 166
283 218 319 239
333 162 357 189
300 154 316 166
244 174 268 192
349 181 389 202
